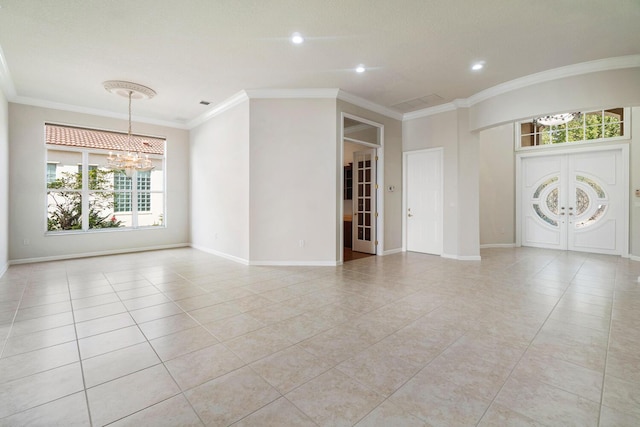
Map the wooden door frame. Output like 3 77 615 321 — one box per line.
515 143 629 256
402 147 444 254
339 113 384 264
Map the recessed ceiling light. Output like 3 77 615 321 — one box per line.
356 65 366 73
471 62 485 71
291 32 304 44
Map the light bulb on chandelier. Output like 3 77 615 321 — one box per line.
104 81 157 177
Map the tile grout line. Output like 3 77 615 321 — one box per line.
65 268 95 427
596 258 620 427
473 251 582 425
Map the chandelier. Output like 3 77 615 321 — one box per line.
104 81 157 177
534 112 581 127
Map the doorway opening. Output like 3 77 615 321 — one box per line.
340 113 383 263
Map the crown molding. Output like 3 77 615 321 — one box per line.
245 88 340 99
11 95 189 129
337 90 403 120
189 88 403 127
467 54 640 107
187 90 249 129
402 54 640 122
0 45 16 99
402 102 456 121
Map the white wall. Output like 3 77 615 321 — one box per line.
8 103 190 262
479 123 515 245
190 101 250 262
249 98 337 264
0 90 8 276
338 100 403 254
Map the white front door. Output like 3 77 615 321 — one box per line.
521 148 625 255
352 149 377 254
405 149 443 255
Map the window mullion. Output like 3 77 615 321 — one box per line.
132 170 138 228
81 151 89 231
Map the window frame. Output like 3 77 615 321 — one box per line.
515 107 631 152
45 144 166 234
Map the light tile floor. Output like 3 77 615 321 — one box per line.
0 247 639 426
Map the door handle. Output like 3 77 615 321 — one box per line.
408 213 413 217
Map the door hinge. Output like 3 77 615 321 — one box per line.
375 156 379 161
375 212 379 217
375 240 378 245
375 184 379 189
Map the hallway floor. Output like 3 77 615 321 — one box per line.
0 247 639 426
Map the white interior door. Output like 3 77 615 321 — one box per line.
405 149 443 255
521 148 624 255
352 149 377 254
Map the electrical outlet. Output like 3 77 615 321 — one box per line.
299 240 305 248
23 239 29 246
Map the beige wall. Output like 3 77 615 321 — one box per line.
470 68 640 131
469 68 640 258
250 98 337 263
337 100 403 254
630 106 640 257
403 110 462 257
407 67 640 260
0 90 7 274
190 101 251 262
479 123 515 245
8 103 190 262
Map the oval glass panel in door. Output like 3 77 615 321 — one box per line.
574 175 608 229
546 188 558 215
534 177 558 198
575 188 589 215
532 176 559 227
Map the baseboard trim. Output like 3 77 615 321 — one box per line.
8 243 191 265
0 262 8 279
249 260 339 267
629 254 640 262
480 243 517 249
442 253 482 261
190 245 250 265
382 248 403 256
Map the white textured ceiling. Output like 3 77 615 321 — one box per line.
0 0 639 126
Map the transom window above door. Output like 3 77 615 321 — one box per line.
518 108 628 149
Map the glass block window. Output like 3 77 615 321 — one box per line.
114 172 132 213
46 163 57 184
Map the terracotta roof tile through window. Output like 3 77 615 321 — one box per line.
45 124 165 155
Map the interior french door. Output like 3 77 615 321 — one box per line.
352 149 377 254
521 148 624 255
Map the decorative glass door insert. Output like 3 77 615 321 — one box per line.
352 149 376 254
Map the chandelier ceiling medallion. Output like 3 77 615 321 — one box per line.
534 112 581 127
103 80 157 177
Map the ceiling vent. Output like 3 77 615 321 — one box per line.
391 94 444 112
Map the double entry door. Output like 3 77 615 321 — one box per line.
520 148 625 255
